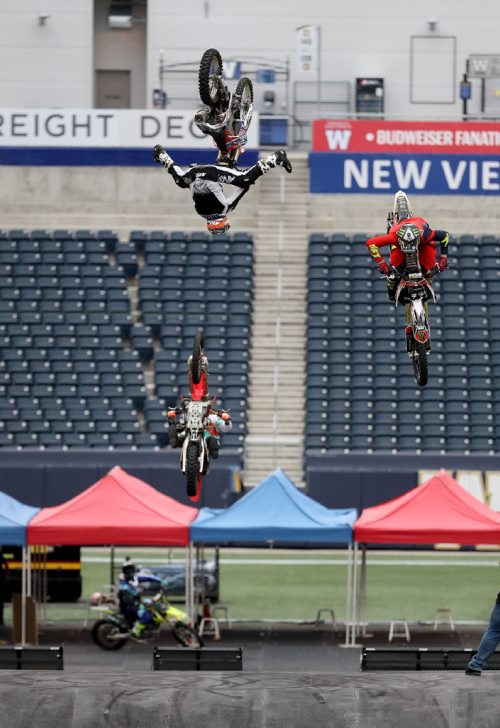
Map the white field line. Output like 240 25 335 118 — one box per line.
81 556 500 566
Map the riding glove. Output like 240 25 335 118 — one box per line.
438 255 448 272
378 261 390 275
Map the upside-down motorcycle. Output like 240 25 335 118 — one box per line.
194 48 254 165
169 331 230 502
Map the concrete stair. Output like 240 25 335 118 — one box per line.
243 153 309 488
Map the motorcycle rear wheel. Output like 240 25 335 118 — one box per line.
91 620 128 650
172 621 204 648
412 342 428 387
186 441 200 498
190 330 204 385
233 77 253 123
199 48 224 106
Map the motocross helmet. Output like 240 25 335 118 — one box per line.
206 216 230 235
396 223 421 253
122 558 136 581
393 190 414 222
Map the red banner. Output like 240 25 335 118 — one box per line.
312 120 500 155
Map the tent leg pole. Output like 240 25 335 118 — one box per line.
351 542 359 646
27 546 31 597
187 542 194 624
21 546 26 646
343 543 352 646
185 543 190 623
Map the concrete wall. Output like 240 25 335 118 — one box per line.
0 163 499 236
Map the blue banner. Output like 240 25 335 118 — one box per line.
309 152 500 195
0 147 258 167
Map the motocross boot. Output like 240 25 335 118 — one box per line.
206 435 220 459
153 144 174 169
168 424 178 447
261 149 292 173
216 152 236 168
386 278 398 303
405 325 413 355
131 621 145 638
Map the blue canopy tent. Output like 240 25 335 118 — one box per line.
190 469 357 631
191 469 356 545
0 491 40 645
0 491 39 545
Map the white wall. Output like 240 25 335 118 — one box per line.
146 0 499 118
0 0 499 116
0 0 93 107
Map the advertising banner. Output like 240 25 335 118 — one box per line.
296 25 318 75
0 109 259 166
310 119 500 194
309 153 500 194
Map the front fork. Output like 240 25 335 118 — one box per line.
180 436 209 474
406 300 431 356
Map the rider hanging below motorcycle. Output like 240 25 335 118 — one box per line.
365 190 450 303
153 48 292 235
167 346 232 462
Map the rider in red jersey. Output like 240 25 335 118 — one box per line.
365 190 450 302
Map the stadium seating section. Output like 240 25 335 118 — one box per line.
0 229 252 449
307 233 500 454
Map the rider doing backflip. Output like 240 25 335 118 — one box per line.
365 190 450 302
153 144 292 235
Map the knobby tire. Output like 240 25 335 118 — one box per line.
190 330 204 384
91 620 128 650
413 342 428 387
186 441 200 498
172 621 204 648
198 48 223 106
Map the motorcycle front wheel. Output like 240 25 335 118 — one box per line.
198 48 224 106
172 621 204 648
186 441 200 498
412 342 428 387
190 330 204 385
91 620 128 650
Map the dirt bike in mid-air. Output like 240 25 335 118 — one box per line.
194 48 254 166
385 224 437 387
170 331 229 502
91 589 203 651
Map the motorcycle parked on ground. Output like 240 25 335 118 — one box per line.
385 225 437 387
194 48 254 166
91 589 203 651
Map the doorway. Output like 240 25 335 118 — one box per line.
95 70 131 108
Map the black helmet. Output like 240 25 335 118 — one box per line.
397 223 421 253
122 557 136 580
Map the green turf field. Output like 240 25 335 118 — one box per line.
35 549 500 621
16 547 497 625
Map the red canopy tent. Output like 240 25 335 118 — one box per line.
354 470 500 545
27 466 198 546
345 471 500 646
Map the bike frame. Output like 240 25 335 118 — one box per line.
180 400 210 476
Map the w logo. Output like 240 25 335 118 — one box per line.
324 129 352 150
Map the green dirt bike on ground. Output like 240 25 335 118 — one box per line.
91 593 203 650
